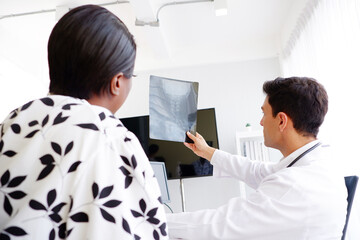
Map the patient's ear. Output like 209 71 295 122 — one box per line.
110 72 124 96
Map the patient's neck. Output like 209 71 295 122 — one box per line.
87 94 117 114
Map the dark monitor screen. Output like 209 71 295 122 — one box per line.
120 108 219 179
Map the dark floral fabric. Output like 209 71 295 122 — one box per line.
0 95 168 239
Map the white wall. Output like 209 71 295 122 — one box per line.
0 14 52 121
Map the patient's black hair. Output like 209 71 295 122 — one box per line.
48 4 136 99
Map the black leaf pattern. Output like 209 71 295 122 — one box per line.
139 199 146 213
153 230 160 240
51 142 62 155
116 123 123 127
29 200 46 211
76 123 99 131
47 189 56 207
147 217 160 225
67 229 73 237
10 110 17 119
64 142 73 155
1 170 10 186
134 234 141 240
131 210 143 218
69 196 73 212
125 176 133 189
103 200 121 208
42 115 49 127
70 212 89 222
147 208 158 218
92 183 99 199
68 161 81 173
0 140 3 152
8 191 27 199
4 195 13 216
58 223 73 239
8 176 26 188
159 223 167 236
49 228 55 240
124 137 131 142
10 124 21 134
99 185 113 199
0 233 10 240
131 155 137 169
21 101 33 111
40 154 55 165
49 213 62 223
58 223 67 239
121 156 131 166
100 208 116 223
53 112 69 125
3 151 16 157
40 97 54 106
122 218 131 234
119 166 130 176
28 120 39 126
37 165 55 181
4 226 27 236
99 112 105 121
25 129 39 138
52 202 66 213
62 103 78 110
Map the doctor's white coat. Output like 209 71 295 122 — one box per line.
167 141 347 240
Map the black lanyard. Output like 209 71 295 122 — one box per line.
287 142 321 168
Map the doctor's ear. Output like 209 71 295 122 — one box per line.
278 112 288 132
110 72 125 96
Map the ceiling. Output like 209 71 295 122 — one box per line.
0 0 304 72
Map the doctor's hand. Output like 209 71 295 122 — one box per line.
184 132 216 161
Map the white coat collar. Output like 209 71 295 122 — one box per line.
274 140 320 171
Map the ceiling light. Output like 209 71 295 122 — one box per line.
214 0 227 16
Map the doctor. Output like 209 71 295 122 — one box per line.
166 77 347 240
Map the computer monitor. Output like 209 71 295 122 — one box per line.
120 108 219 179
150 161 171 203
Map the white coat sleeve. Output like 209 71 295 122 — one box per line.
211 149 276 189
166 173 298 240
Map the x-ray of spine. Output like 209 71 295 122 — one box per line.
149 75 199 142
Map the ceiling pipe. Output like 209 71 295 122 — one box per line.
135 0 213 27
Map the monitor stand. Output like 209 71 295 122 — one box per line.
180 178 186 212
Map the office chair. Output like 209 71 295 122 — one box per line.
341 175 359 240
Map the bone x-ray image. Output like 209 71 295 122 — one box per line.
149 75 199 142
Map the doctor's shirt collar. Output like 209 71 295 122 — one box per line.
275 140 320 171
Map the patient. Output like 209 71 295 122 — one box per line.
0 5 167 239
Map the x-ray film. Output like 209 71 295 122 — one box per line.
149 75 199 142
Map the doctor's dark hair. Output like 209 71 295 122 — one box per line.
48 5 136 99
263 77 328 137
